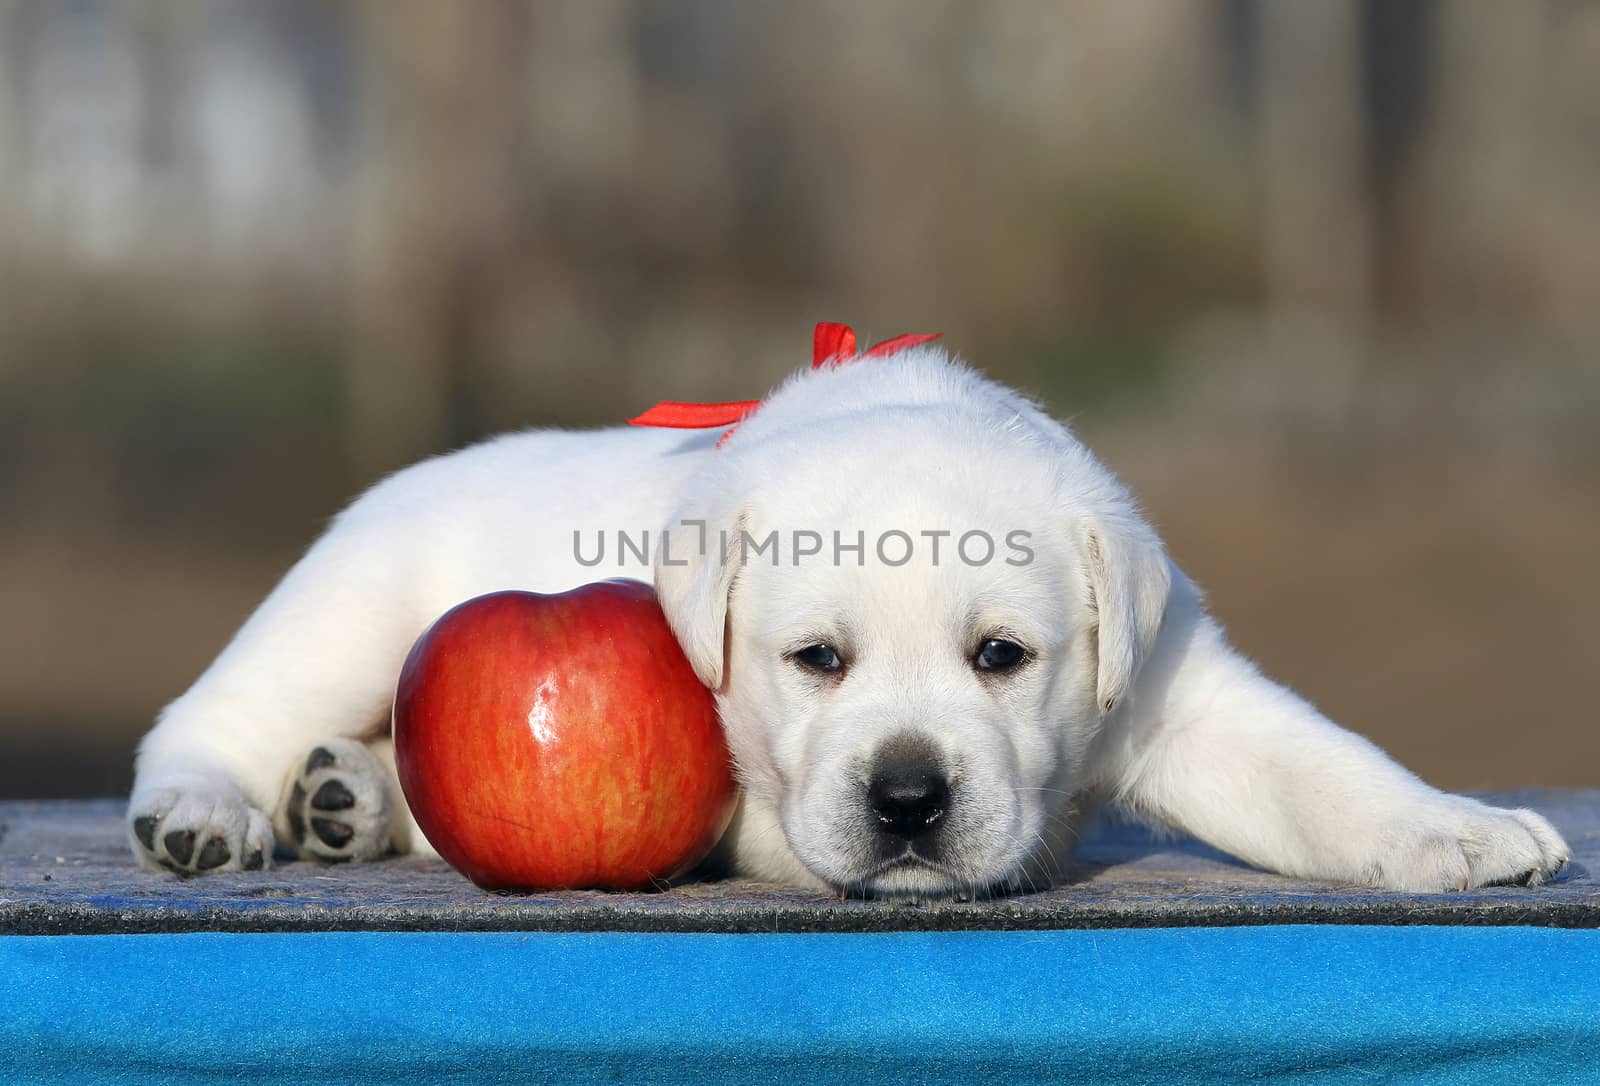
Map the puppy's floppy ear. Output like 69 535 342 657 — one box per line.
1081 509 1170 713
654 504 743 690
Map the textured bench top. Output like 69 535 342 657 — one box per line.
2 790 1597 935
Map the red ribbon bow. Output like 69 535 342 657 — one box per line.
628 322 942 444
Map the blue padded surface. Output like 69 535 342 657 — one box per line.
3 926 1597 1084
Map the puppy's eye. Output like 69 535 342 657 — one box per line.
975 638 1027 672
791 644 843 673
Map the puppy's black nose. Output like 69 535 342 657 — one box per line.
869 771 948 839
867 743 949 841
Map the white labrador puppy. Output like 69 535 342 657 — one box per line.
128 340 1568 895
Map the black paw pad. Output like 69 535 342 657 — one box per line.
312 818 354 848
196 835 231 871
133 815 158 852
287 782 307 843
164 829 196 866
1490 869 1538 888
243 847 265 871
311 780 356 811
305 747 338 774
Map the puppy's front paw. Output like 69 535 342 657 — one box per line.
128 784 274 875
1370 801 1569 892
277 739 393 863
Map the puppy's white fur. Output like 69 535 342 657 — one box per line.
129 347 1569 893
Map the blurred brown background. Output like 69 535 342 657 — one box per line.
1 1 1596 798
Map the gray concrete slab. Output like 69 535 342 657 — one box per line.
2 791 1596 934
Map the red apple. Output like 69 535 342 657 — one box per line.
392 580 737 891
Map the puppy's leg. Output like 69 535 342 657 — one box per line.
129 527 423 874
1102 614 1569 891
365 733 437 859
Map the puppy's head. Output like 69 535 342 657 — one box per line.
654 357 1168 898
